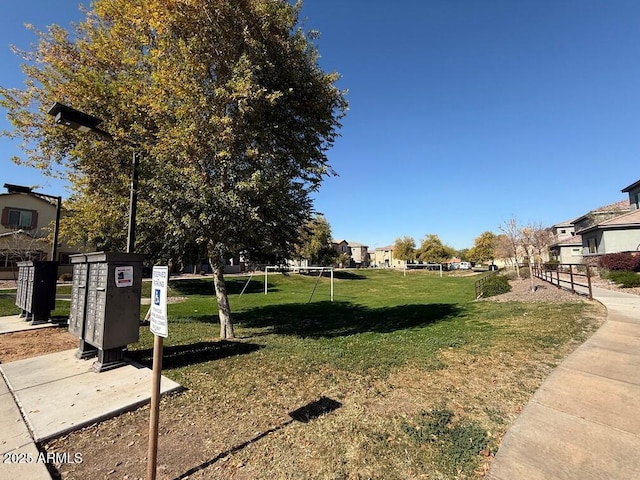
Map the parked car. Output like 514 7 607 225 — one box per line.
459 262 471 270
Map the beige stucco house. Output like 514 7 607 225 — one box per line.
548 220 583 264
372 245 405 268
331 240 370 267
566 180 640 258
0 185 80 280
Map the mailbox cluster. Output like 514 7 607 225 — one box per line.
15 260 58 324
69 252 145 372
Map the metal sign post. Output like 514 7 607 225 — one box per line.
147 266 168 480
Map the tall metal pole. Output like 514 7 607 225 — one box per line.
48 196 62 262
127 150 140 253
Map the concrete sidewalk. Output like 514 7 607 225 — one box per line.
0 317 182 480
486 286 640 480
0 314 58 334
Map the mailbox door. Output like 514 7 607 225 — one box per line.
69 263 88 337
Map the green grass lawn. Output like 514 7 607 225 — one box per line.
7 269 603 479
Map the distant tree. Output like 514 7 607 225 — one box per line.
457 248 470 261
393 236 416 263
1 231 48 279
520 223 554 292
520 223 553 266
494 234 513 266
417 234 453 263
467 231 497 264
295 215 337 266
336 252 351 268
498 218 523 279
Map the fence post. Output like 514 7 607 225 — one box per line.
586 265 593 300
569 264 575 294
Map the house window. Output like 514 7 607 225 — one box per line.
2 207 37 229
571 248 581 256
560 229 566 234
9 209 32 228
587 238 597 254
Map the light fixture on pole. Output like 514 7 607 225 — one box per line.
47 102 139 253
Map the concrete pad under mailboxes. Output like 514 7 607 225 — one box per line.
1 349 94 392
1 349 182 443
0 315 55 334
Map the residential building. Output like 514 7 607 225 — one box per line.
0 185 79 280
569 180 640 258
331 240 370 267
372 245 405 268
548 220 583 264
348 242 369 266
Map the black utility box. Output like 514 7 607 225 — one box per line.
15 260 58 324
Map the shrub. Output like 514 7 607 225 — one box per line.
502 269 519 280
607 270 640 288
599 253 640 272
402 408 492 476
482 275 511 297
545 260 560 271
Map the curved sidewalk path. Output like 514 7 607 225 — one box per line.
486 286 640 480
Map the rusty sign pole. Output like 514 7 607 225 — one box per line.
147 334 163 480
147 266 169 480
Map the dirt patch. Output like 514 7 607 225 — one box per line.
481 277 588 303
0 327 78 363
481 275 640 304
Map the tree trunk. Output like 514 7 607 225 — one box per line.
210 256 235 339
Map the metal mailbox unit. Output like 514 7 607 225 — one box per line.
15 260 58 324
69 252 145 372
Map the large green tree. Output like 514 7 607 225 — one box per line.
416 234 453 263
467 231 497 264
0 0 347 338
392 236 416 263
295 215 336 266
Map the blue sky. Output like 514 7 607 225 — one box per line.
2 1 639 250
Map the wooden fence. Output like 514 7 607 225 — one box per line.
474 271 498 299
531 263 593 300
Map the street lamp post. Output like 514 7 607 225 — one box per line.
48 103 145 370
47 102 139 253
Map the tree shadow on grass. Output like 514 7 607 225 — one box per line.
127 340 263 369
332 270 366 280
169 277 276 296
296 270 366 280
169 278 214 296
173 396 341 480
236 301 463 338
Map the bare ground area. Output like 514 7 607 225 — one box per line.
0 276 619 479
0 326 78 363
